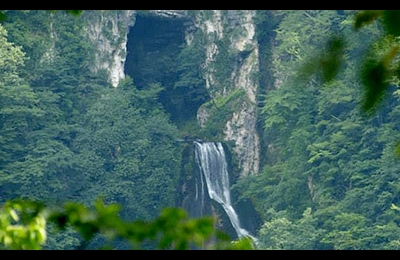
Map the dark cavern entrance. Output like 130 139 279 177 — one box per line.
125 12 210 124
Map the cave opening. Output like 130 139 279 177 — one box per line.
125 13 210 125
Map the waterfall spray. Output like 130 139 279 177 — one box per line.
194 141 257 244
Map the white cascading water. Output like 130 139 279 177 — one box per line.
194 141 256 242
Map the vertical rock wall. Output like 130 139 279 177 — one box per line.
83 10 136 87
85 10 261 176
193 10 260 176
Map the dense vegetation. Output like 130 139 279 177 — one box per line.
0 10 185 249
233 10 400 249
2 10 400 250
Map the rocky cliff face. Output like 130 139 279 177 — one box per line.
83 10 136 87
84 10 260 177
192 10 260 177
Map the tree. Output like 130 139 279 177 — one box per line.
257 208 321 249
0 24 49 202
4 9 400 250
0 198 255 250
234 10 400 250
0 10 82 22
301 10 400 117
73 78 182 224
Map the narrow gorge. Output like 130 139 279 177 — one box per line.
81 10 268 238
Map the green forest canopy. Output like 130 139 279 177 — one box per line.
2 10 400 250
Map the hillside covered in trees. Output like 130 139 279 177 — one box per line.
1 10 400 249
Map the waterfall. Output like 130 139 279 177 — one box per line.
194 141 256 241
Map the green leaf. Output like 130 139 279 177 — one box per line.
0 11 6 22
382 10 400 36
353 10 383 30
360 45 399 114
65 10 83 16
297 34 345 84
361 59 387 112
320 35 345 82
395 141 400 157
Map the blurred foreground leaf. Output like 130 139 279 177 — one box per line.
1 198 254 250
